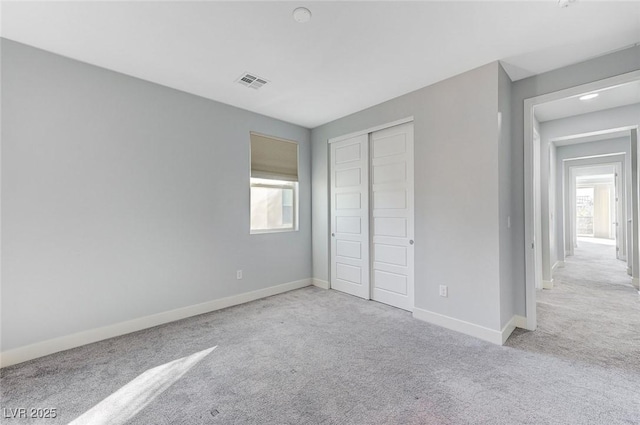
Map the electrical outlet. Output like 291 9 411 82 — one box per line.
236 270 243 280
439 285 448 297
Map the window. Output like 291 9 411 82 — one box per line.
250 178 297 231
250 133 299 233
576 187 594 237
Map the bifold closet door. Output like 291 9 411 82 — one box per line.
330 134 370 299
370 123 414 311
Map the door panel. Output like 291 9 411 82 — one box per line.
373 270 407 294
373 162 406 184
371 123 414 311
330 135 370 299
336 240 362 259
374 217 407 237
336 169 361 187
336 216 361 234
374 244 407 266
374 191 407 209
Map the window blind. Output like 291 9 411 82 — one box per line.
250 133 299 182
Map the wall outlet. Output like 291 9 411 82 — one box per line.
236 270 243 280
439 285 448 297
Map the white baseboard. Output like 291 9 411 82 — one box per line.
513 315 527 329
413 307 505 345
0 278 312 368
499 316 517 345
542 279 554 289
500 315 528 344
312 278 330 289
552 261 564 271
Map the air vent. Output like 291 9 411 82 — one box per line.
236 72 269 90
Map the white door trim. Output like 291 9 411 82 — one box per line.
566 160 623 257
630 128 639 289
328 116 414 144
523 70 640 331
559 154 627 261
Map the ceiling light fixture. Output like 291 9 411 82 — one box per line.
558 0 577 8
579 93 599 101
293 7 312 23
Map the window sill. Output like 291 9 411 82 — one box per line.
250 228 298 235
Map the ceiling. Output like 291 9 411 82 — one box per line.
2 1 640 128
575 166 615 182
553 128 632 147
536 80 640 123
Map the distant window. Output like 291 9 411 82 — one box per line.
250 133 299 233
576 187 594 237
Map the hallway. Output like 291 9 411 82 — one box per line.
507 240 640 373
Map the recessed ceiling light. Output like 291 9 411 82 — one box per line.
579 93 599 101
293 7 311 23
558 0 577 8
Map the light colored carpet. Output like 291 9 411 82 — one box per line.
2 249 639 423
507 240 640 374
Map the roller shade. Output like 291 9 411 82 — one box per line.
250 133 299 182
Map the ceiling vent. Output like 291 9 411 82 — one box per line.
236 72 269 90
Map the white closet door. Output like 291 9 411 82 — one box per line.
330 135 370 299
370 123 414 311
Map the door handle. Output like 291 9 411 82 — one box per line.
409 240 414 245
331 233 335 237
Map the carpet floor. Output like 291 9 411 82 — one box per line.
507 240 640 374
2 245 639 424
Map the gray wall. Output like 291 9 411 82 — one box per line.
312 62 504 330
538 118 556 283
498 65 515 327
1 39 312 351
510 45 640 317
549 143 557 268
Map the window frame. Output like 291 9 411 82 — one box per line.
249 132 300 234
250 179 298 234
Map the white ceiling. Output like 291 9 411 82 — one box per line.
575 166 615 181
553 128 632 146
2 1 640 128
536 80 640 123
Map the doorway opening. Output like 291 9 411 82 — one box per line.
524 71 640 331
575 167 617 256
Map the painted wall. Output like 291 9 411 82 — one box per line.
510 45 640 317
1 39 312 351
538 120 554 284
312 62 505 331
498 65 515 327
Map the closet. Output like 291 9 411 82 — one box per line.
329 122 415 311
